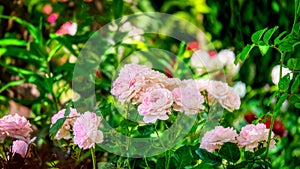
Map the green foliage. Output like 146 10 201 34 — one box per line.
219 142 240 163
195 148 222 166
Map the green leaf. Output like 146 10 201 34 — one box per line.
287 58 300 71
295 102 300 108
289 94 300 104
155 158 165 169
48 43 63 62
291 74 300 93
274 93 289 115
0 79 25 93
234 161 248 169
137 124 154 136
235 44 255 63
0 39 28 46
49 117 66 138
263 26 279 44
218 142 240 163
113 0 124 19
274 31 288 45
65 104 71 117
258 45 270 56
244 151 254 159
278 39 300 52
195 148 222 166
251 27 268 43
278 74 291 91
254 147 266 156
172 146 193 168
0 15 43 43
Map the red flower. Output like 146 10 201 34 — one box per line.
244 112 287 137
187 41 200 51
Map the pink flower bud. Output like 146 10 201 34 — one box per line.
42 4 53 15
47 13 59 23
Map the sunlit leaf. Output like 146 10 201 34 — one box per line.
251 27 268 43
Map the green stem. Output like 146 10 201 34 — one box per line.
91 148 96 169
265 52 285 159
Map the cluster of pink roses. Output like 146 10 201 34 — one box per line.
51 109 103 150
42 4 77 35
0 114 33 158
111 63 241 123
200 124 276 152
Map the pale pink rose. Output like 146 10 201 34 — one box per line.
200 126 238 152
217 50 240 77
42 4 53 15
237 123 276 152
271 65 292 85
73 111 103 149
12 140 28 158
206 80 229 100
0 114 32 141
194 79 210 91
163 78 181 91
56 22 78 36
111 63 168 104
219 88 241 112
172 80 205 115
190 50 223 75
51 108 79 140
47 13 59 23
138 88 173 123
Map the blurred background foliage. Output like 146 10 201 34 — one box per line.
0 0 299 168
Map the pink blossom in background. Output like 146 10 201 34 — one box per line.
56 22 78 36
73 111 103 150
187 41 200 51
47 13 59 23
51 108 79 140
84 0 93 2
42 4 53 15
237 123 276 152
12 140 28 158
111 63 168 104
0 114 32 141
200 126 238 152
172 80 205 115
137 88 173 123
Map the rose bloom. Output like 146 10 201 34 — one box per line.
206 80 229 100
200 126 238 152
51 108 79 140
56 22 78 36
163 78 181 91
237 123 276 152
73 111 104 150
111 63 168 104
217 50 240 77
271 65 292 85
42 4 52 15
46 13 59 23
0 114 32 141
172 80 205 115
219 88 241 112
233 81 246 98
138 88 173 123
12 140 28 158
190 50 223 75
